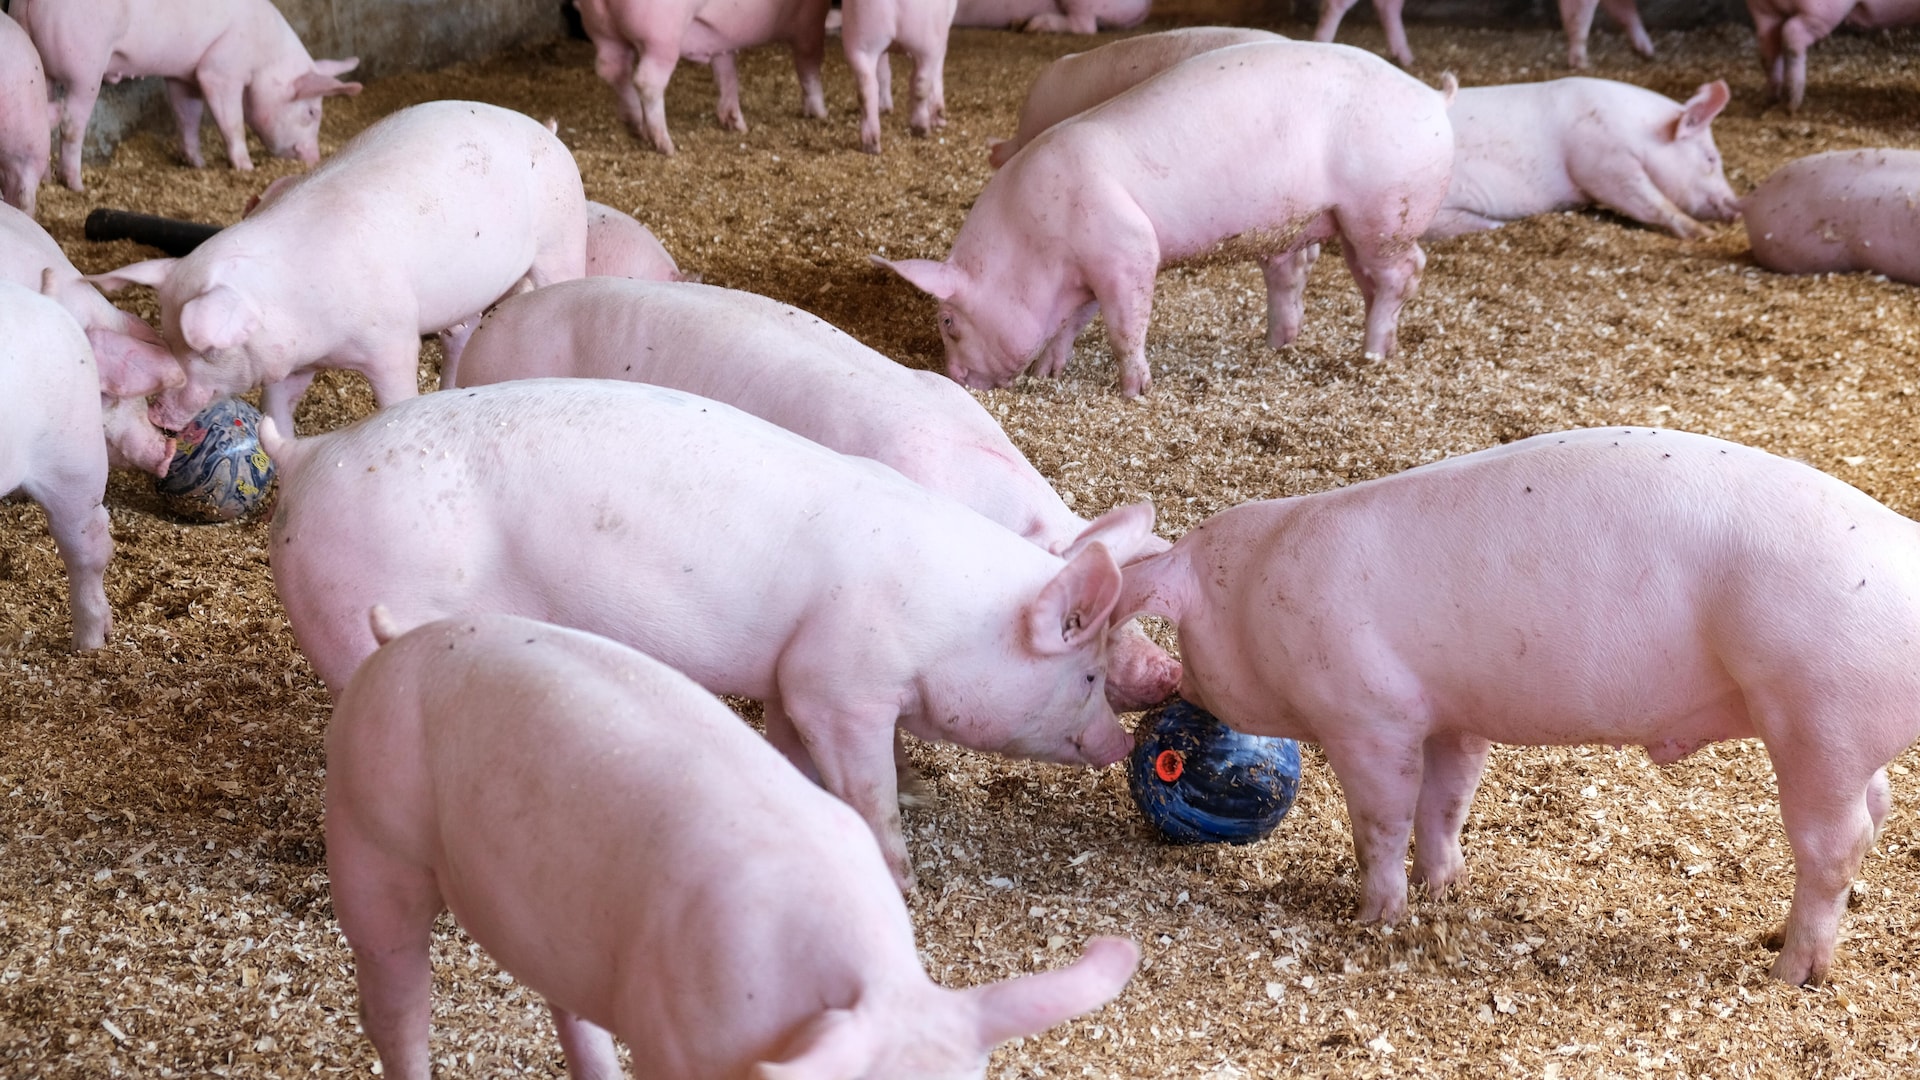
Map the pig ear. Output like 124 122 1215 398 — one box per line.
1027 541 1124 655
750 1009 876 1080
87 326 185 398
971 937 1139 1049
292 68 363 99
313 56 360 78
1060 501 1157 564
179 285 258 352
1674 80 1730 140
86 258 178 295
871 256 964 301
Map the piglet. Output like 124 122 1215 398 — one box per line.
13 0 359 191
0 11 49 217
842 0 955 153
951 0 1151 33
585 200 688 281
0 283 117 650
1120 427 1920 986
330 610 1139 1080
1746 0 1920 110
448 277 1179 709
877 41 1454 397
88 100 587 435
1743 148 1920 283
1314 0 1652 69
269 378 1156 887
1428 78 1739 241
1 203 181 475
575 0 830 156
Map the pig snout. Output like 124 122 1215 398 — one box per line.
1103 625 1181 712
1072 715 1133 767
151 385 216 432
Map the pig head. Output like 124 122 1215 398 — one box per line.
246 58 361 165
88 256 282 430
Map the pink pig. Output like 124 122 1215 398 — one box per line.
447 277 1180 710
0 283 117 650
877 41 1454 397
1428 78 1739 241
1 203 182 475
88 100 587 436
1315 0 1652 69
1743 149 1920 282
575 0 831 156
584 200 688 280
329 610 1139 1080
986 26 1284 169
268 378 1155 887
1747 0 1920 110
0 11 50 217
841 0 955 154
1120 427 1920 986
951 0 1152 33
12 0 359 191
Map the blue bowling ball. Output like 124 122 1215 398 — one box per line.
1128 699 1302 845
154 398 276 523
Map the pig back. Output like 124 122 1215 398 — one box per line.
1745 149 1920 282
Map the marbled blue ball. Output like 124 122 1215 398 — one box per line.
1128 699 1302 845
154 398 276 523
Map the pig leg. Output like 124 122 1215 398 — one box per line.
1371 0 1417 67
261 370 318 437
195 71 255 172
790 24 828 120
1579 169 1709 239
27 478 113 652
1768 756 1883 985
51 72 104 190
762 700 824 783
1259 245 1320 349
162 79 209 168
894 728 936 809
590 35 650 139
782 693 914 890
550 1007 621 1080
846 45 888 154
1034 301 1099 380
1320 729 1426 923
1557 0 1601 69
1750 16 1787 102
1312 0 1362 48
877 50 894 114
1026 7 1100 34
1410 732 1493 899
1598 0 1656 58
711 52 749 133
1342 234 1426 360
1085 209 1162 397
329 829 440 1080
632 42 683 155
906 46 948 136
1779 18 1829 113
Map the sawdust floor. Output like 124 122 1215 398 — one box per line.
5 16 1920 1080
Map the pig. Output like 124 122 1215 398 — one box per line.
574 0 832 157
446 277 1180 710
1 203 182 475
86 100 588 436
951 0 1153 33
0 11 49 217
876 41 1454 397
0 282 117 650
12 0 359 191
1426 78 1739 242
329 609 1140 1080
1743 149 1920 282
1313 0 1652 70
1747 0 1920 111
268 378 1157 887
584 200 688 280
986 26 1285 169
1118 427 1920 986
842 0 956 154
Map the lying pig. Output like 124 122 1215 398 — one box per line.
987 26 1285 168
842 0 955 154
1428 78 1739 241
1315 0 1652 69
447 277 1180 710
13 0 359 190
88 100 587 435
952 0 1152 33
1746 0 1920 111
0 11 49 216
269 378 1156 886
1744 148 1920 282
1 203 181 475
877 41 1454 397
330 610 1140 1080
585 200 688 281
0 283 117 650
1119 427 1920 986
575 0 831 156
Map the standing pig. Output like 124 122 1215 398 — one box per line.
842 0 956 154
269 378 1156 886
574 0 831 157
1427 78 1739 241
952 0 1152 33
13 0 359 191
0 282 116 650
1 203 181 475
1119 427 1920 986
448 277 1180 709
0 11 49 217
329 611 1140 1080
87 100 587 435
1744 149 1920 282
1314 0 1652 69
986 26 1285 168
876 41 1454 397
585 200 688 280
1746 0 1920 110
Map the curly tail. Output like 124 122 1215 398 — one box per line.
1438 71 1459 107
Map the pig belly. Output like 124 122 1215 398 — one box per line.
682 0 798 54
